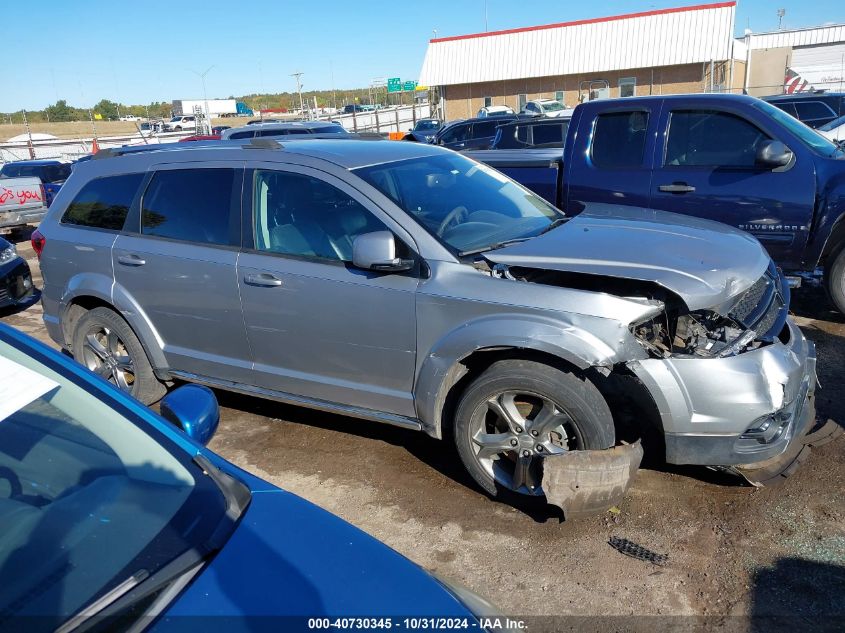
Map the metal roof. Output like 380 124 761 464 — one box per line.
419 2 737 86
742 23 845 50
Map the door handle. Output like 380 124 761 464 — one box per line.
117 254 146 266
658 183 696 194
244 273 283 287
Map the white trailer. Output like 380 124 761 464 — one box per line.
172 99 237 117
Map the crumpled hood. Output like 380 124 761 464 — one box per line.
486 204 771 311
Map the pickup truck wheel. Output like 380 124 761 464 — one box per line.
71 307 166 405
453 360 615 497
825 246 845 314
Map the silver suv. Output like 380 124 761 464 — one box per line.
36 139 817 500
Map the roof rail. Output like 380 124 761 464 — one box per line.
243 138 284 150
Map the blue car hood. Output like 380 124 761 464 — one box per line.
156 486 472 629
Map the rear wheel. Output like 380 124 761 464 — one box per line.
453 359 615 497
825 246 845 314
71 307 166 404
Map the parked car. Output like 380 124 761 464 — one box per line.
162 115 197 132
343 104 366 114
521 99 570 118
178 134 222 142
119 115 142 122
221 121 352 140
476 105 515 118
433 115 519 150
403 118 443 142
34 139 820 509
762 92 845 129
465 93 845 314
0 175 48 234
0 236 33 308
491 118 571 149
817 114 845 144
0 159 71 207
0 322 497 630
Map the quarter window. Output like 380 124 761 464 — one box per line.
253 170 389 262
141 169 235 245
591 111 649 168
61 173 144 231
666 110 770 168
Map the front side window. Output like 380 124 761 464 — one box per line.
141 169 235 245
61 173 144 231
591 111 649 168
753 100 842 157
355 153 561 255
665 110 769 167
253 170 388 262
439 124 469 144
471 120 499 138
532 122 568 147
793 101 835 122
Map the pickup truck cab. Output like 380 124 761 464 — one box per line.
0 159 71 207
163 115 197 132
466 94 845 313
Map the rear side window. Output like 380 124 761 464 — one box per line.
471 120 499 138
532 122 567 147
61 173 144 231
665 110 769 168
229 130 255 140
793 101 835 121
141 169 235 246
591 111 649 168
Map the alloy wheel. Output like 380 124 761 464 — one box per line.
81 326 136 392
468 390 581 495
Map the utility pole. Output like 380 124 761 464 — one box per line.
191 65 215 134
777 8 786 30
291 72 306 119
22 110 35 159
484 0 488 32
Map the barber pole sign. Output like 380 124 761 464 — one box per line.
784 67 814 94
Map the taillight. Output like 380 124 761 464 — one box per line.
31 228 45 259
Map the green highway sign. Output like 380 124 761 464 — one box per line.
387 78 402 93
403 80 417 92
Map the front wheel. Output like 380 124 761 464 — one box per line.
453 359 615 497
71 307 166 404
825 246 845 314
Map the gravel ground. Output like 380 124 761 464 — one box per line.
3 234 843 631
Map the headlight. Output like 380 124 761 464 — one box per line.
0 245 18 264
632 309 758 359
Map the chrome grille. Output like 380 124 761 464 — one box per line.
730 275 769 323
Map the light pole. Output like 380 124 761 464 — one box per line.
291 72 306 119
191 64 215 133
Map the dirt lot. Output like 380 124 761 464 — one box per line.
2 235 843 630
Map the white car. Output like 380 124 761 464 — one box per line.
119 115 142 122
818 114 845 143
162 115 197 132
522 99 570 117
477 105 515 118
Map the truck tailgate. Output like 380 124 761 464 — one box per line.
0 176 48 229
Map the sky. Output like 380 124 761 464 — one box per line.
3 0 843 111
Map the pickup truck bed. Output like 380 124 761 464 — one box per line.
0 176 48 233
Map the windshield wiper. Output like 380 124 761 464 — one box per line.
458 237 531 257
59 455 252 632
536 217 567 236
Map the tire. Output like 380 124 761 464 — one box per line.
825 245 845 314
71 307 166 405
174 126 182 132
453 359 615 497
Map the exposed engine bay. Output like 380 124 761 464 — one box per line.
485 262 775 360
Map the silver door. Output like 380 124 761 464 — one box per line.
237 164 419 417
112 162 253 383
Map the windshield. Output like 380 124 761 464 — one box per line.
753 99 843 157
0 334 229 629
541 101 565 112
414 120 441 131
0 164 71 183
355 153 562 254
169 116 181 122
819 114 845 132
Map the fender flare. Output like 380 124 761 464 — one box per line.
61 275 169 374
414 313 626 439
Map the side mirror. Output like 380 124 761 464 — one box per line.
756 140 793 168
352 231 413 272
160 385 220 445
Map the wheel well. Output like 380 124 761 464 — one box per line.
437 348 665 462
820 216 845 265
62 296 116 351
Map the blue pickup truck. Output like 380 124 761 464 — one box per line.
466 94 845 313
0 159 71 207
